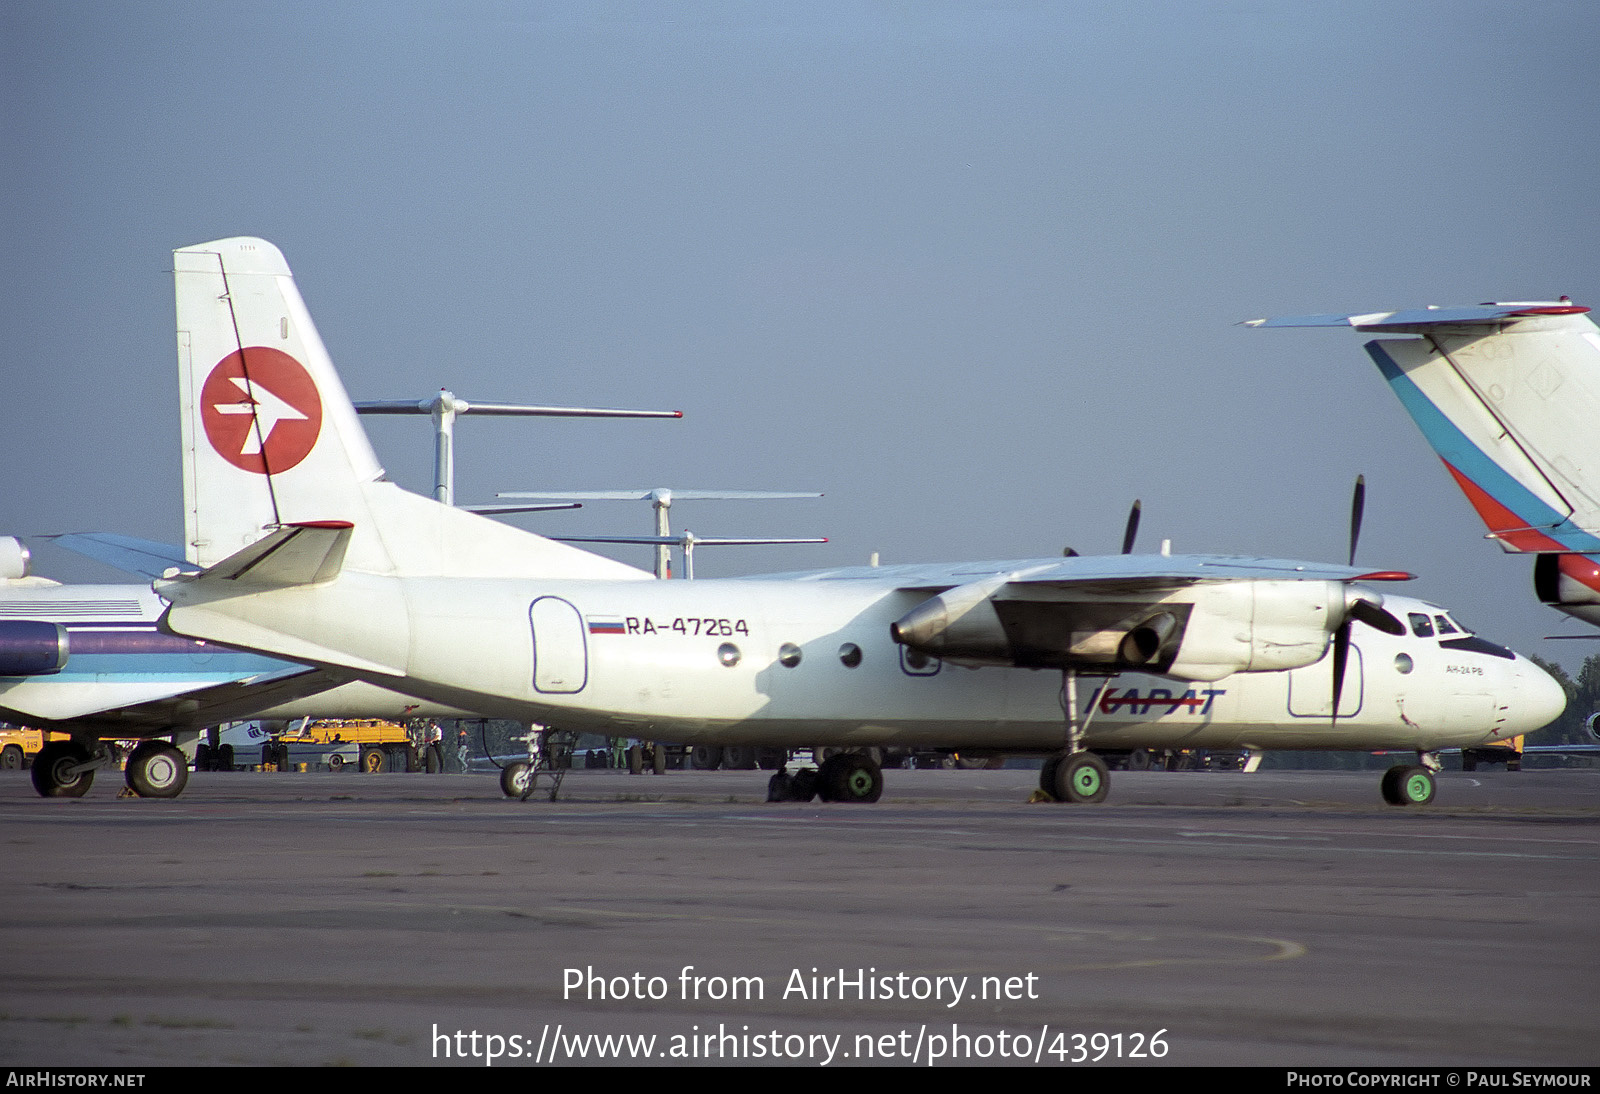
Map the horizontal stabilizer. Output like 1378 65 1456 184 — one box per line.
1244 303 1589 330
207 522 353 586
49 534 191 579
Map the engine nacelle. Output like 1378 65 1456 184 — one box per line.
1165 580 1343 680
891 577 1349 681
888 576 1014 665
1534 553 1600 628
0 620 68 676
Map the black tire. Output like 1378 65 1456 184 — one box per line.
722 745 757 770
31 741 93 798
766 771 794 802
1 744 24 770
1127 749 1152 772
262 743 277 768
126 741 188 799
651 745 667 775
690 744 722 770
361 747 385 774
218 743 235 771
1382 764 1435 806
1052 751 1110 804
821 753 882 804
195 743 212 772
627 745 643 775
790 768 818 802
500 761 532 798
755 747 787 771
1039 753 1064 799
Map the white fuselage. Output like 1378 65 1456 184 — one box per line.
350 576 1557 753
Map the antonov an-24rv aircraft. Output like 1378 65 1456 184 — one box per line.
25 238 1569 807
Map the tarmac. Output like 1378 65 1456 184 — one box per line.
2 765 1597 1067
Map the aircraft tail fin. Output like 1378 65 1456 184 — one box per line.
174 238 649 581
1353 305 1600 555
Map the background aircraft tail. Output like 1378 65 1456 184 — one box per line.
174 238 648 582
1253 302 1600 625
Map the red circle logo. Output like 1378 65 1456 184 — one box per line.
200 348 323 474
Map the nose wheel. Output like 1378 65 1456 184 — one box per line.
1380 764 1435 806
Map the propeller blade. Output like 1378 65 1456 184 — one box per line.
1330 622 1350 724
1121 500 1142 555
1348 475 1365 567
1347 598 1405 636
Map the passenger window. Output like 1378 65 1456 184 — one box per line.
1408 613 1435 638
1434 615 1457 635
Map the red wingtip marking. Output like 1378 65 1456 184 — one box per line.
1510 305 1589 316
289 520 355 529
1353 571 1415 582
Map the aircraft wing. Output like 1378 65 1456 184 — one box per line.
744 552 1404 590
749 554 1409 681
0 663 349 733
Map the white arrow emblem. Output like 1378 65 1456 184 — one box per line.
213 376 309 456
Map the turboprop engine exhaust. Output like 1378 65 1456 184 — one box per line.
1116 611 1178 665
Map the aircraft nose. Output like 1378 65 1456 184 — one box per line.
1509 656 1568 735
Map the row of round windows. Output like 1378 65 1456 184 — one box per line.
716 641 865 668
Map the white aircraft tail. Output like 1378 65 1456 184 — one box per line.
1363 307 1600 555
174 238 649 582
1253 301 1600 625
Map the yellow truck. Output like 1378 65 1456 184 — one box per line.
267 718 418 772
0 725 70 770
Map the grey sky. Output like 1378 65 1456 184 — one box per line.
3 1 1597 664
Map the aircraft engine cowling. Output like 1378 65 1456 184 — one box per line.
891 578 1353 680
1165 580 1346 681
1534 554 1600 628
889 578 1015 665
0 621 68 676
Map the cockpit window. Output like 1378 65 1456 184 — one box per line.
1408 613 1435 638
1434 615 1458 635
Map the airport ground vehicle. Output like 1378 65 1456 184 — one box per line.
0 725 69 769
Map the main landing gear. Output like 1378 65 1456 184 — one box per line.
125 741 189 799
768 751 883 803
31 740 98 798
1038 751 1110 804
1038 671 1116 804
31 737 191 799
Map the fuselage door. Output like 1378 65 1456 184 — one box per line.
1287 645 1363 718
530 597 587 694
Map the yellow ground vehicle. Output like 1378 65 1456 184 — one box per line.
1461 735 1524 771
0 726 70 770
269 719 417 772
